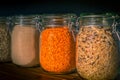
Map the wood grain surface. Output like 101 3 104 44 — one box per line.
0 62 120 80
0 63 83 80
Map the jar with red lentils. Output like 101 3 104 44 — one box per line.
76 13 120 80
39 14 76 74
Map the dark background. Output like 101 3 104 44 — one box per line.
0 0 119 16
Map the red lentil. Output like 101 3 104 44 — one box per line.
40 26 75 74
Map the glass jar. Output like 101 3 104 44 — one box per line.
0 17 11 62
76 13 120 80
11 15 39 67
39 14 76 74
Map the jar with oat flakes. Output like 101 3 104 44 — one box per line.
39 14 76 74
76 13 120 80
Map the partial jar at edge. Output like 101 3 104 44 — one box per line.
0 17 11 62
76 13 120 80
39 14 76 74
11 15 40 67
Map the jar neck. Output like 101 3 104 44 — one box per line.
44 18 67 26
80 14 115 27
42 14 76 27
0 17 7 24
14 15 36 25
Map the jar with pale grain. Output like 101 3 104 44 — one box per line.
76 13 120 80
0 17 11 62
39 14 76 74
11 15 40 67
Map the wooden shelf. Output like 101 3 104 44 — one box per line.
0 63 120 80
0 63 83 80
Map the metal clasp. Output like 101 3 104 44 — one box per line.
35 15 42 32
112 16 120 41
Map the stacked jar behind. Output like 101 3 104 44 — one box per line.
76 13 120 80
0 17 11 62
11 15 40 67
39 14 76 74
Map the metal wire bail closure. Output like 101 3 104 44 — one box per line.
112 15 120 41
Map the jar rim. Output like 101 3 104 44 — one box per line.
79 13 119 18
42 13 76 19
14 15 36 19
